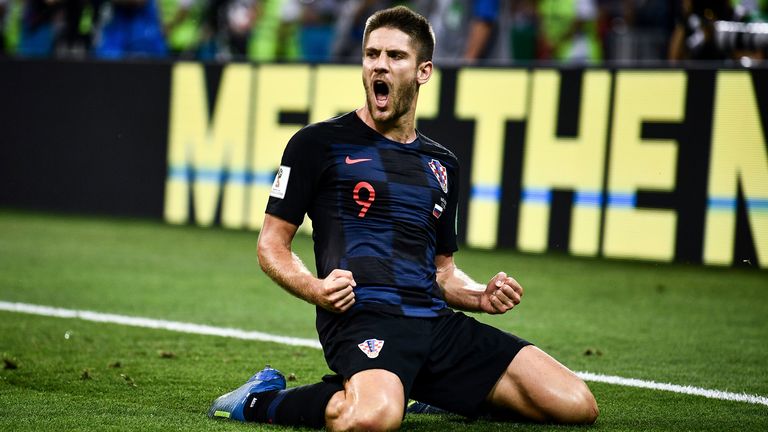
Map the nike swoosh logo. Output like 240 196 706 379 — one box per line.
345 156 372 165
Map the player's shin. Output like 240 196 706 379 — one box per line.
246 379 345 428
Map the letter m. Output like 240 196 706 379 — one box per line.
164 63 252 227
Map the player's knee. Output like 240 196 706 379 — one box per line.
344 403 402 431
328 397 403 432
518 376 598 425
552 382 599 424
577 386 599 424
352 403 402 431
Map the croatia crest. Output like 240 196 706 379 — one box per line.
358 339 385 359
428 159 448 193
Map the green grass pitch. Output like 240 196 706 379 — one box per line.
0 209 766 431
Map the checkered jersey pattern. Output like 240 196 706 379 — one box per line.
266 112 459 326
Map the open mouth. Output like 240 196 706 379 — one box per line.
373 80 389 107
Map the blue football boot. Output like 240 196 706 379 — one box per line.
208 366 287 421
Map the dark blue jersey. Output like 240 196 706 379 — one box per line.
266 112 459 333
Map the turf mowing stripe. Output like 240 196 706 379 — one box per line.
2 300 767 407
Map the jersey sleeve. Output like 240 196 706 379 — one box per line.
435 158 460 255
265 126 325 226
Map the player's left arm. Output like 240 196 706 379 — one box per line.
435 253 523 314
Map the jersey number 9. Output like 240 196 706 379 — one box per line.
353 181 376 218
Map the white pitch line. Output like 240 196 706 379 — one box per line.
2 300 767 407
0 301 321 349
576 372 768 407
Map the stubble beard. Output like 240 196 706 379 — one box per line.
365 77 419 125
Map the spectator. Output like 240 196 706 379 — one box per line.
331 0 390 62
0 0 7 55
1 0 24 56
668 0 733 61
594 0 622 61
621 0 674 60
537 0 602 62
416 0 503 65
274 0 301 60
733 0 767 21
709 0 766 62
297 0 339 62
159 0 203 58
93 0 169 59
56 0 94 57
198 0 260 61
508 0 538 61
18 0 63 58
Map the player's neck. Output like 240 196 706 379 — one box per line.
356 107 417 144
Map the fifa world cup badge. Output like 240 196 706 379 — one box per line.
270 165 291 199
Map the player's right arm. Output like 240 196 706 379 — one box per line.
257 214 356 313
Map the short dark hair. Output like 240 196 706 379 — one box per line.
363 6 435 63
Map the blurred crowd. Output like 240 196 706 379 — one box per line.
0 0 765 64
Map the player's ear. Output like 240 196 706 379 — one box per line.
417 60 433 85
